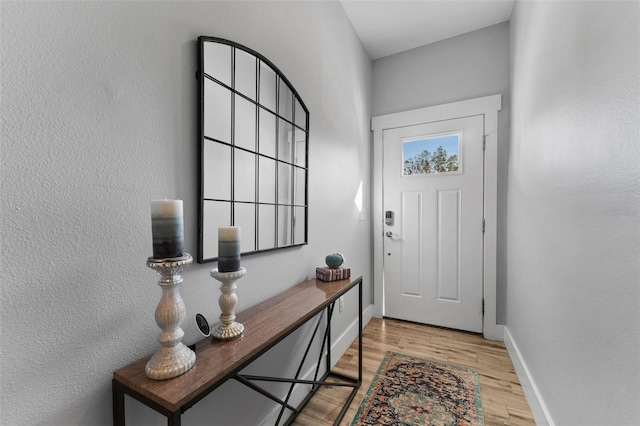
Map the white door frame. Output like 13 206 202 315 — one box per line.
371 94 503 340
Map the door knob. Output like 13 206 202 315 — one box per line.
385 231 393 238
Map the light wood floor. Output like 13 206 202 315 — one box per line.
292 317 535 425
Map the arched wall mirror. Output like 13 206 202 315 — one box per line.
197 36 309 264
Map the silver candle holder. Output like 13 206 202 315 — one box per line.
145 254 196 380
210 267 246 341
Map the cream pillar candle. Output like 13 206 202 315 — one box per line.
150 200 184 259
218 226 241 272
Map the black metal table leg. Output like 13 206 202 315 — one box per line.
167 411 181 426
112 379 125 426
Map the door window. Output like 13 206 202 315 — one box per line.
402 134 460 176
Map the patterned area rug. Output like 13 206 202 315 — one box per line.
350 352 484 426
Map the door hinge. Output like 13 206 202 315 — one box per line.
482 218 485 233
483 135 487 151
482 299 485 315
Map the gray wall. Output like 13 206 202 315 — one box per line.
372 22 511 324
507 1 639 424
0 2 372 425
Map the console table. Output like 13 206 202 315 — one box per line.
112 275 363 426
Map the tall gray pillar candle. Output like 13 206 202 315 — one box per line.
150 200 184 259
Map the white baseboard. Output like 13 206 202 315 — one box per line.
504 326 555 426
330 304 374 365
259 305 373 425
484 323 505 341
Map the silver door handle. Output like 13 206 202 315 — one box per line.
385 231 394 238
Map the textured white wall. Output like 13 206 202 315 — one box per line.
0 2 372 425
371 22 510 324
507 1 639 424
371 22 510 117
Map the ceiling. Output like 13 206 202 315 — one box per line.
340 0 515 59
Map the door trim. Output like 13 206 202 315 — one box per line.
371 94 503 340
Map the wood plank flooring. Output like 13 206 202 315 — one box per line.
292 317 535 425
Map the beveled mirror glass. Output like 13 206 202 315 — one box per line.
198 37 309 263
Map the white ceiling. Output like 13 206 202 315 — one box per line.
340 0 515 59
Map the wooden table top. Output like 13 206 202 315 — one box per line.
113 276 361 413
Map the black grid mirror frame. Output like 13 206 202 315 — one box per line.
197 36 309 264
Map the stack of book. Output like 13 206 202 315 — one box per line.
316 266 351 282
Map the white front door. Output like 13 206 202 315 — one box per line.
383 115 484 333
